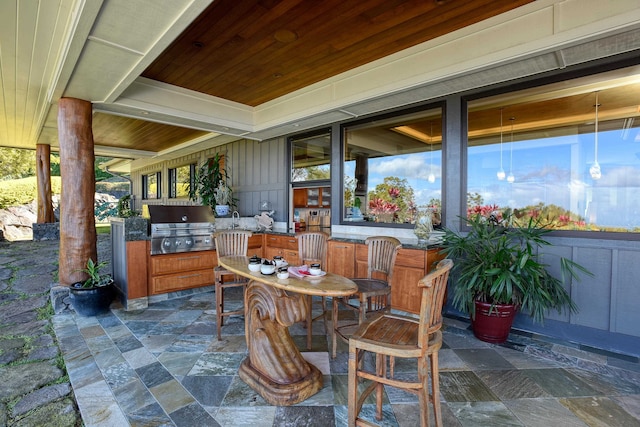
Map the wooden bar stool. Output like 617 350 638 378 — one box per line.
332 236 401 358
213 230 253 340
296 231 328 350
347 259 453 427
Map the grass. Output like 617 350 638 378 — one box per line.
96 224 111 234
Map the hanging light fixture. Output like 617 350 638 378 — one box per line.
428 121 436 183
497 108 506 180
507 117 515 183
589 91 602 180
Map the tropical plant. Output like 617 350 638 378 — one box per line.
188 153 235 212
73 259 113 288
440 212 592 324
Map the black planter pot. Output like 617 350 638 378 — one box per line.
69 282 115 316
471 300 517 344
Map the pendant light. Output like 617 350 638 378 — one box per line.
589 91 602 180
497 109 506 180
428 121 436 183
507 117 515 183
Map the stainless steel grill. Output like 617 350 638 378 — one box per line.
148 206 215 255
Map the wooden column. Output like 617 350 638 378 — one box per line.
35 144 55 223
57 98 97 286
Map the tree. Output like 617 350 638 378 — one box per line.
0 147 35 180
367 176 415 223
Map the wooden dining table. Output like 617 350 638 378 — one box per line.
218 255 358 406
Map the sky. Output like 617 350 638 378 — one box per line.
346 127 640 230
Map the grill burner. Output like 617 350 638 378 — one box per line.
148 206 215 255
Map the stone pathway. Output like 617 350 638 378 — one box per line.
0 235 110 426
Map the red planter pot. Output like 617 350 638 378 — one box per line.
471 300 517 344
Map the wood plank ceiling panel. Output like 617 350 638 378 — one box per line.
143 0 533 106
92 113 210 153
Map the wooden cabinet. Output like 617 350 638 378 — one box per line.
352 242 445 315
247 234 263 258
264 234 300 265
327 240 355 277
293 187 331 208
148 250 217 295
392 248 446 314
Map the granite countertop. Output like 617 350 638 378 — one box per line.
112 218 442 250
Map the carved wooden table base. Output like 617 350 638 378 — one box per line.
238 280 323 405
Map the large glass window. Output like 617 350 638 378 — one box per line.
169 164 194 198
343 107 443 226
142 172 160 199
291 130 331 182
467 68 640 233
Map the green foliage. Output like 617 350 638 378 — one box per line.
74 259 112 288
0 147 36 179
440 214 592 324
0 176 62 208
189 153 235 214
116 194 138 218
95 156 113 181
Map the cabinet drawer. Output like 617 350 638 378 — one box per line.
265 235 298 250
150 269 215 294
149 251 216 276
396 248 425 269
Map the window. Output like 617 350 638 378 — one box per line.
291 129 331 182
142 172 160 199
169 164 194 198
342 106 443 226
466 67 640 233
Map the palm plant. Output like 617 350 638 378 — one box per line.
440 213 592 323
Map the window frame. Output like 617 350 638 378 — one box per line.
168 163 195 199
460 62 640 241
338 103 445 229
142 171 161 200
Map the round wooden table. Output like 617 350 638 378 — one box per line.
218 255 357 406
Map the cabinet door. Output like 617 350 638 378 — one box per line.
320 187 331 208
327 241 355 277
293 189 308 208
306 188 320 207
391 248 427 315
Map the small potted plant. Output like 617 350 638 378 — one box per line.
214 180 232 216
440 208 592 343
69 259 115 316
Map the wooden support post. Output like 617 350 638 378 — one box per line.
57 98 97 286
36 144 55 223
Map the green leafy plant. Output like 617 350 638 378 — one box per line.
73 259 113 288
440 213 592 324
188 153 236 214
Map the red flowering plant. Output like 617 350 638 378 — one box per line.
368 198 399 220
388 187 400 199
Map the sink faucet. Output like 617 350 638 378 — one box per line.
232 210 240 229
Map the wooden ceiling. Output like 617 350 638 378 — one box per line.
143 0 533 107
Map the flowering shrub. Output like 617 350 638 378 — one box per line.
368 198 399 215
388 187 400 199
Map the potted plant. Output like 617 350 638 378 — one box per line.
69 259 115 316
213 180 232 216
189 153 235 216
440 208 592 343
